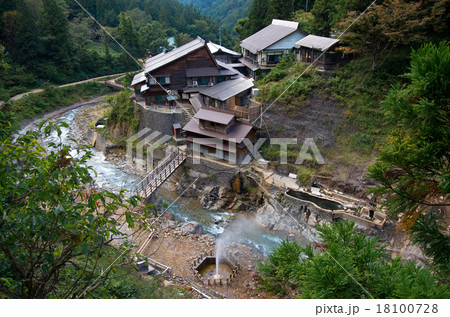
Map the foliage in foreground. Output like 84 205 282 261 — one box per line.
368 42 449 230
410 212 450 278
102 265 192 299
0 112 149 298
258 221 450 299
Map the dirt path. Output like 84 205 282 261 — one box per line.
18 94 116 136
9 72 127 102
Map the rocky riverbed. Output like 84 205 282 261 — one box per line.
66 99 427 297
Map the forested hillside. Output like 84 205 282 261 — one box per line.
178 0 253 30
251 0 448 173
0 0 236 101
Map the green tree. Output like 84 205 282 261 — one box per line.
39 0 73 69
139 22 171 56
258 221 450 298
118 12 142 58
310 0 334 36
107 90 140 139
267 0 294 21
235 0 270 39
338 0 427 70
0 112 149 298
0 44 8 73
410 212 450 277
367 42 449 229
15 2 41 67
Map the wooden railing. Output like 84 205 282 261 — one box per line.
233 102 261 122
136 148 187 200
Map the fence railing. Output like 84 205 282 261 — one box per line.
135 148 187 199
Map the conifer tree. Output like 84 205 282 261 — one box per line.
15 2 41 67
39 0 73 69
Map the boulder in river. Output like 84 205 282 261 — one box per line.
179 221 203 234
162 211 175 221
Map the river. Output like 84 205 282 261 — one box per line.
39 103 287 256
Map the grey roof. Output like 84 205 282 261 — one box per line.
131 71 147 86
226 63 245 68
207 42 241 56
294 35 340 51
217 60 244 78
200 77 254 101
132 37 210 86
186 67 219 77
183 117 253 143
182 86 207 94
189 95 205 112
218 68 238 76
238 57 259 71
241 19 302 54
194 108 235 125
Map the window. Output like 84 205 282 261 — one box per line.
197 77 208 86
135 88 141 94
217 76 225 83
150 77 170 85
158 77 170 84
268 55 280 63
156 95 163 102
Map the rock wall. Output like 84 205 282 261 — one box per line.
184 156 239 188
138 104 184 137
255 199 318 244
86 128 122 154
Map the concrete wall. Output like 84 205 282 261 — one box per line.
282 193 383 231
281 193 334 225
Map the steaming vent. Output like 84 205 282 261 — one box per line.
193 250 240 286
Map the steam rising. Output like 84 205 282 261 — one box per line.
215 215 264 270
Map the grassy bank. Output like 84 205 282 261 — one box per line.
255 52 411 184
6 82 116 129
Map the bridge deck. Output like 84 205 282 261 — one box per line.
136 148 187 200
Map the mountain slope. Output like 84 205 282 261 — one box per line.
178 0 253 30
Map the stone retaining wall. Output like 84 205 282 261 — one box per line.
185 156 239 188
138 103 184 137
